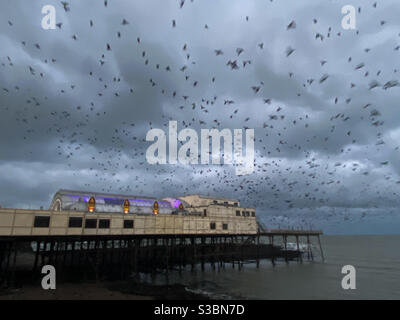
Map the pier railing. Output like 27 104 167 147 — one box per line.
260 229 323 235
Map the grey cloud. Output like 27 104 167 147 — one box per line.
1 0 400 234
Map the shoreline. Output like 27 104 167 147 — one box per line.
0 281 152 300
0 279 210 300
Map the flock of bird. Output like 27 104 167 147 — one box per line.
1 0 399 229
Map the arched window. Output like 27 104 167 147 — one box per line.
123 199 130 214
53 199 61 211
88 196 96 213
153 201 159 215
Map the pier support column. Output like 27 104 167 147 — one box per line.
216 237 221 272
211 237 215 271
3 242 12 286
70 241 75 267
256 234 260 268
317 235 325 262
133 239 139 276
165 238 170 274
201 237 205 272
10 241 17 287
270 235 276 266
40 241 47 269
0 242 5 280
283 235 288 264
54 240 60 267
95 239 101 282
191 238 195 272
296 235 302 263
231 236 235 269
32 241 40 273
48 240 55 266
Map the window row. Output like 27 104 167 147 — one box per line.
236 210 255 217
33 216 134 229
212 200 239 207
210 222 228 230
34 216 235 230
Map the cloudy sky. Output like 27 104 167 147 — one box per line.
1 0 400 234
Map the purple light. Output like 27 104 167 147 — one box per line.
66 194 170 207
174 200 182 209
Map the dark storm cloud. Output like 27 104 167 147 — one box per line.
1 0 400 233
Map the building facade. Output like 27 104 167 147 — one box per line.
0 190 258 236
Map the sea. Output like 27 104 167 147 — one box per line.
142 235 400 299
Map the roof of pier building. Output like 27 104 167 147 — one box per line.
177 194 240 207
49 189 188 214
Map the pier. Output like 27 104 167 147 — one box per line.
0 230 323 287
260 229 325 263
0 191 324 287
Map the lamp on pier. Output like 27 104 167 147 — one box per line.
153 201 159 215
88 196 95 213
123 199 130 214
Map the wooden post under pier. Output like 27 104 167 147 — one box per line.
317 235 325 262
283 235 288 263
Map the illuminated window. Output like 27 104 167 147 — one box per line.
153 201 159 215
88 196 96 212
123 199 130 214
